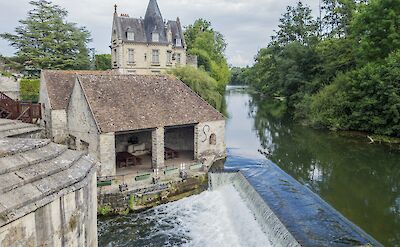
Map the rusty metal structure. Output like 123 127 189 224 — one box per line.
0 91 41 124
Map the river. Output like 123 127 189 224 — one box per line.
98 86 400 246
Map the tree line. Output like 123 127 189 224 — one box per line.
237 0 400 137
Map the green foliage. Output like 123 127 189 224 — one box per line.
168 66 226 115
98 204 113 216
240 0 400 137
351 0 400 63
0 0 91 74
20 79 40 102
95 54 111 70
230 67 250 85
0 70 13 78
184 19 231 86
309 51 400 136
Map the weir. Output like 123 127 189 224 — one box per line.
209 163 382 247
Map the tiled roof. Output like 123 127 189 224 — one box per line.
77 74 225 133
114 0 185 47
42 70 114 110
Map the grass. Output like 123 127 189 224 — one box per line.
20 79 40 103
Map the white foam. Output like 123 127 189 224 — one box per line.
156 185 272 247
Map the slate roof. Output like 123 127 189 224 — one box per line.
114 0 185 46
0 138 96 227
42 70 114 110
77 74 225 133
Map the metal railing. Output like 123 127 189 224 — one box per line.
0 91 41 123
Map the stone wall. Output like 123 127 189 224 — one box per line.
67 80 100 156
152 127 164 169
164 126 194 151
186 55 198 68
195 120 226 159
112 41 187 75
0 76 20 100
99 133 116 177
0 170 98 247
51 110 68 144
98 174 208 213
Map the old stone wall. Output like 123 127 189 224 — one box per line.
99 133 116 177
51 110 68 144
0 76 20 100
39 74 52 138
67 80 100 156
165 126 194 151
113 42 187 75
195 120 226 159
152 127 164 169
0 172 98 247
98 174 208 213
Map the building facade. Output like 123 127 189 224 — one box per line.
111 0 197 75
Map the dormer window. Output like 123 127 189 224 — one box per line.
127 31 135 41
152 32 159 42
176 38 182 47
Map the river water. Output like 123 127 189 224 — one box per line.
98 86 400 246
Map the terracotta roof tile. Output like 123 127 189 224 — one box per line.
77 74 225 133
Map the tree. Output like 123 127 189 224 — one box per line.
272 1 319 47
350 0 400 63
321 0 359 37
184 19 230 87
95 54 111 70
0 0 91 73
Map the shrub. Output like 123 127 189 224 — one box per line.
20 79 40 103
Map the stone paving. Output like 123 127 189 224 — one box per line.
0 119 43 138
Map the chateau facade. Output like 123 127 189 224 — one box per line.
111 0 196 74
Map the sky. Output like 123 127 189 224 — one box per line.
0 0 320 67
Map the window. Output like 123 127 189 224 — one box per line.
152 49 160 64
167 51 172 64
127 31 135 41
176 53 181 64
128 49 135 64
209 133 217 145
152 32 159 42
176 38 182 47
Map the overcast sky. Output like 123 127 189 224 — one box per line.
0 0 320 67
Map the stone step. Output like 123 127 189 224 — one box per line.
0 119 21 126
0 138 51 158
0 149 82 194
0 155 93 218
0 142 67 175
0 126 43 138
0 122 34 132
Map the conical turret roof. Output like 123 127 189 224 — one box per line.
144 0 166 42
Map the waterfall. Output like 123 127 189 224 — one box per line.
209 171 300 247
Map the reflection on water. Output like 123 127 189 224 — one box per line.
225 86 400 246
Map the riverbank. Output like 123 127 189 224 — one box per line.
247 88 400 147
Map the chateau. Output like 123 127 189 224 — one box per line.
111 0 197 74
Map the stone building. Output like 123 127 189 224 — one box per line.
0 75 20 100
0 138 98 247
67 74 225 177
39 70 114 144
111 0 197 75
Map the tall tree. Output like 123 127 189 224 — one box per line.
351 0 400 63
184 19 230 88
1 0 91 73
321 0 359 37
272 1 319 47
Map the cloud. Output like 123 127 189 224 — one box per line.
0 0 320 67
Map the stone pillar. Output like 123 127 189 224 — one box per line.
152 127 164 169
99 133 116 177
194 124 200 160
